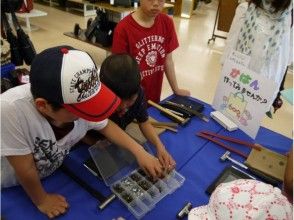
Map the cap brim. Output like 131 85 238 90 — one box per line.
188 206 210 220
63 83 120 122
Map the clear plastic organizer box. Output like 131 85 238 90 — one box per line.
88 140 185 219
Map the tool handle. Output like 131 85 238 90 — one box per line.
148 100 185 123
200 131 261 151
155 125 178 133
197 133 248 158
61 165 106 203
150 121 178 128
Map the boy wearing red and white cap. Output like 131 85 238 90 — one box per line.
1 46 163 218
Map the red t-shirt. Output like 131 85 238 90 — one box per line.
112 13 179 103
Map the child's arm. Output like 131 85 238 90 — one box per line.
139 120 176 172
99 120 163 178
164 53 190 97
6 154 69 219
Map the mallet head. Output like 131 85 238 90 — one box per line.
177 202 192 219
220 151 231 161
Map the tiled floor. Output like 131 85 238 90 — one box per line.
25 0 293 138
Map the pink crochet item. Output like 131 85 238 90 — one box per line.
188 179 292 220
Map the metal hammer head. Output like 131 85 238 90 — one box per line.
220 151 231 161
177 202 192 219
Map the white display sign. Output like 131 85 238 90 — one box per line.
212 52 278 139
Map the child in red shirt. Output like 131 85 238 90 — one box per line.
112 0 190 103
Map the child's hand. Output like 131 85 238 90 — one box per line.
37 193 69 219
136 151 163 179
174 88 191 97
157 147 176 172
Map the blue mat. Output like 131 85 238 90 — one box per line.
2 96 292 220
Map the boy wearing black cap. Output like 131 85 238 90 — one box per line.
99 54 176 171
1 46 163 218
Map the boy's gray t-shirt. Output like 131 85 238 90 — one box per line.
1 84 108 187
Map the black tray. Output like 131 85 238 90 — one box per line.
206 166 255 195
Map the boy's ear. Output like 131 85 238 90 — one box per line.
34 98 50 113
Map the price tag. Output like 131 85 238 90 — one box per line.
228 50 250 68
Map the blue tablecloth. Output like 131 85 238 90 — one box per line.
1 97 292 220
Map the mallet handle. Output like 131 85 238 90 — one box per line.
148 100 186 123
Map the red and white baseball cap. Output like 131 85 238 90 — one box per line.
30 46 120 122
189 179 293 220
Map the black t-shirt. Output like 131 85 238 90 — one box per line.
84 87 149 143
110 87 149 129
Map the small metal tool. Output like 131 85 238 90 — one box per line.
166 101 209 122
98 194 116 210
220 151 248 170
177 202 192 219
231 166 256 180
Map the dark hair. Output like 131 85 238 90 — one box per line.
250 0 291 13
31 87 63 111
1 0 23 13
100 54 141 99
